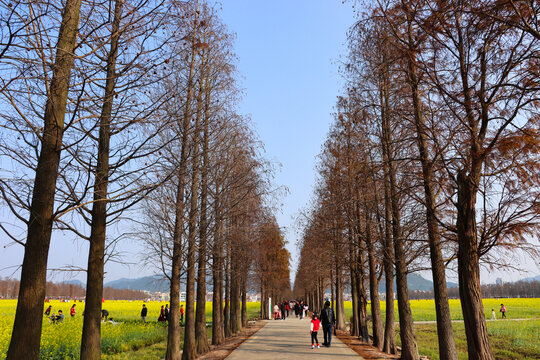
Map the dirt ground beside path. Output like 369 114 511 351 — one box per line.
336 330 400 360
195 321 266 360
336 330 432 360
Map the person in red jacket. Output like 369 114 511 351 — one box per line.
70 304 76 317
180 304 184 324
310 313 321 349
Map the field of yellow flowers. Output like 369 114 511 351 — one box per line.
0 300 170 359
0 300 262 359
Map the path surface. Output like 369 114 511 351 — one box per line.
226 316 364 360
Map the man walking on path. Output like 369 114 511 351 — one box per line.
320 301 335 347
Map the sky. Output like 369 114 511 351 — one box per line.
1 0 538 286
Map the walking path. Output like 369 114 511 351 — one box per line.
226 316 364 360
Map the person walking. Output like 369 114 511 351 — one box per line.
310 313 321 349
281 301 287 320
500 304 507 319
320 301 335 347
299 301 304 320
164 304 169 322
141 304 148 322
70 304 76 317
273 304 280 320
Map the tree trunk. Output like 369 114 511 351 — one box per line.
366 217 383 349
182 69 203 360
356 251 370 343
404 19 458 359
230 246 241 334
335 265 345 330
7 0 82 358
224 245 230 338
382 142 396 355
384 106 419 360
349 235 359 336
457 171 494 360
241 273 248 327
166 11 199 359
195 54 211 356
80 1 122 358
212 240 224 345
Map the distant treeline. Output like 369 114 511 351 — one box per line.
0 278 146 300
409 280 540 300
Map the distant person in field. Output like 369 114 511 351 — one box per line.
320 301 335 347
44 305 52 317
500 304 507 319
310 313 321 349
180 304 184 323
158 305 166 322
164 304 169 322
141 304 148 322
491 309 496 320
70 304 76 317
101 309 109 321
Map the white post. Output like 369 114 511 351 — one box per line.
268 297 272 320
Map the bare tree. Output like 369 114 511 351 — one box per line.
3 0 83 357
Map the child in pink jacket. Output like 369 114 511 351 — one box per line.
310 313 321 348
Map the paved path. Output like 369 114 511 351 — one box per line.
226 317 364 360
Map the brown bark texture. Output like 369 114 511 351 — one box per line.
7 0 82 358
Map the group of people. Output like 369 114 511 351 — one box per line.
141 303 183 323
44 303 111 324
273 299 337 349
44 306 65 324
273 300 310 320
491 304 508 320
310 301 336 349
44 304 76 324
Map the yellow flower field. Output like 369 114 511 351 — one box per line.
0 300 170 359
342 297 540 322
0 300 261 359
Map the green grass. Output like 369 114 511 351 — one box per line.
397 320 540 360
342 298 540 360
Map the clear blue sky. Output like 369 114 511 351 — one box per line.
1 0 537 285
217 0 357 284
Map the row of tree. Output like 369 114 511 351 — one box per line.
0 278 147 300
294 1 539 360
0 0 290 359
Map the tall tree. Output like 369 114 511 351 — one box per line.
6 0 82 357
